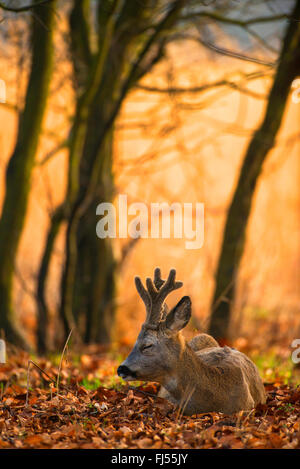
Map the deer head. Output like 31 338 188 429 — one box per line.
117 268 191 383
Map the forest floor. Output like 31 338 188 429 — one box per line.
0 342 300 449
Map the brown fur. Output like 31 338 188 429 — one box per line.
188 333 219 351
158 334 266 415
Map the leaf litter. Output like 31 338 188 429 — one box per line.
0 348 300 449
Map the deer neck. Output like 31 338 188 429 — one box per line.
161 337 215 407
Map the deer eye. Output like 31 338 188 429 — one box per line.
142 344 153 352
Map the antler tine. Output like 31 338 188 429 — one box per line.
146 277 157 297
157 269 183 303
147 268 183 324
153 268 168 319
135 276 151 313
153 267 165 289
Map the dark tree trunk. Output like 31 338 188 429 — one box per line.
37 204 66 353
60 0 186 344
36 0 93 353
0 0 56 347
36 0 187 349
208 0 300 342
76 221 116 344
74 128 115 344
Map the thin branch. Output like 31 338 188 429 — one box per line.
56 328 73 395
0 101 20 112
117 237 140 273
0 0 53 13
66 0 188 216
37 139 69 166
179 32 276 67
180 11 289 27
25 358 78 406
136 70 270 100
26 359 56 406
244 26 279 55
14 264 36 300
197 38 276 67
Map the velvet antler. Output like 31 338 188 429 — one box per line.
135 268 183 324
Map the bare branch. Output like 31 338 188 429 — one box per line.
178 32 276 67
0 101 20 112
0 0 53 13
180 11 289 27
244 26 279 55
136 70 270 100
37 139 69 166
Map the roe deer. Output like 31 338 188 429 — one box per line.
117 268 266 415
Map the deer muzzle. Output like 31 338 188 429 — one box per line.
117 364 138 381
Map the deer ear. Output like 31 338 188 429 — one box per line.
165 296 191 332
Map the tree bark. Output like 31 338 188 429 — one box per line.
0 0 56 347
37 204 66 353
75 128 115 344
208 1 300 342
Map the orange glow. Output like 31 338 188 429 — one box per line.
0 40 299 347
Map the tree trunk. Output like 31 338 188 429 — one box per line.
37 204 66 353
0 1 56 347
75 128 115 344
36 0 187 349
36 0 93 353
208 0 300 342
59 0 123 342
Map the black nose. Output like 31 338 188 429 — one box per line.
117 365 131 378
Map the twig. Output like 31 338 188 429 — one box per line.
180 11 288 27
25 357 76 405
26 360 31 407
175 385 195 423
56 328 73 395
26 359 57 406
37 139 69 166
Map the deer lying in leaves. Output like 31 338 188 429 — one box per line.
118 268 266 415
